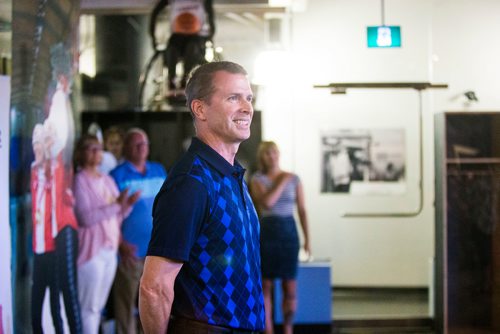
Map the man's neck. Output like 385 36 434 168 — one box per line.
130 160 146 173
196 134 239 166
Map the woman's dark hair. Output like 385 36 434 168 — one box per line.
74 134 100 168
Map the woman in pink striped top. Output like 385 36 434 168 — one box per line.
73 134 140 334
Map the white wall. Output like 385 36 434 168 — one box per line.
253 0 500 287
0 76 12 333
431 0 500 111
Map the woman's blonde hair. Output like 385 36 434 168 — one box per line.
256 141 279 173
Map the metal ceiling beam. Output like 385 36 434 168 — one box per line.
80 0 284 16
314 82 449 93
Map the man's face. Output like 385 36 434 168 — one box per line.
43 125 55 159
126 132 149 165
33 141 44 165
202 71 254 145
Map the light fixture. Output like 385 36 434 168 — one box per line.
449 90 479 107
464 90 478 102
367 0 401 48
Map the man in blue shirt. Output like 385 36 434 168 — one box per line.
110 128 167 334
139 61 264 334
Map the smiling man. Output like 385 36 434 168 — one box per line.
139 61 265 334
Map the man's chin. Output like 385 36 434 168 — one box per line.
238 132 251 142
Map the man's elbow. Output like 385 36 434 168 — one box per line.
139 277 172 333
139 277 161 302
140 275 173 305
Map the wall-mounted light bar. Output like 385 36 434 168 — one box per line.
314 82 448 94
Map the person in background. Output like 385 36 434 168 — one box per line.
110 128 167 334
73 134 139 334
328 145 352 193
139 61 265 333
149 0 215 96
250 141 311 334
30 124 63 333
43 43 83 332
99 126 125 174
43 119 82 334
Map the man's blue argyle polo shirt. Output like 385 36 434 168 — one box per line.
148 137 265 331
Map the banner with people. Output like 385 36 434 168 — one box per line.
11 1 81 332
0 75 12 334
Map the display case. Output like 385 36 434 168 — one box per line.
274 261 332 333
434 112 500 333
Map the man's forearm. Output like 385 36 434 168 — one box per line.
139 285 172 334
139 256 183 334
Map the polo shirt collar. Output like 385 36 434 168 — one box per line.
123 160 149 174
188 137 245 178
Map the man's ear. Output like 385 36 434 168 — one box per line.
191 99 207 121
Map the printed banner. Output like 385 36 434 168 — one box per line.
0 75 12 334
11 1 81 332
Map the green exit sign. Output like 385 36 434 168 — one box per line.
367 26 401 48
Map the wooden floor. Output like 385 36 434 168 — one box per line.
328 288 500 333
331 288 434 334
270 288 435 334
333 287 430 320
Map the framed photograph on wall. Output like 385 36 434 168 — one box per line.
321 128 406 195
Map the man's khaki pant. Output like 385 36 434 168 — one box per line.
113 258 145 334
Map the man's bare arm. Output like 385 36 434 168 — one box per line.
139 255 183 334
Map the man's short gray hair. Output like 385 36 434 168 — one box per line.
185 61 248 113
